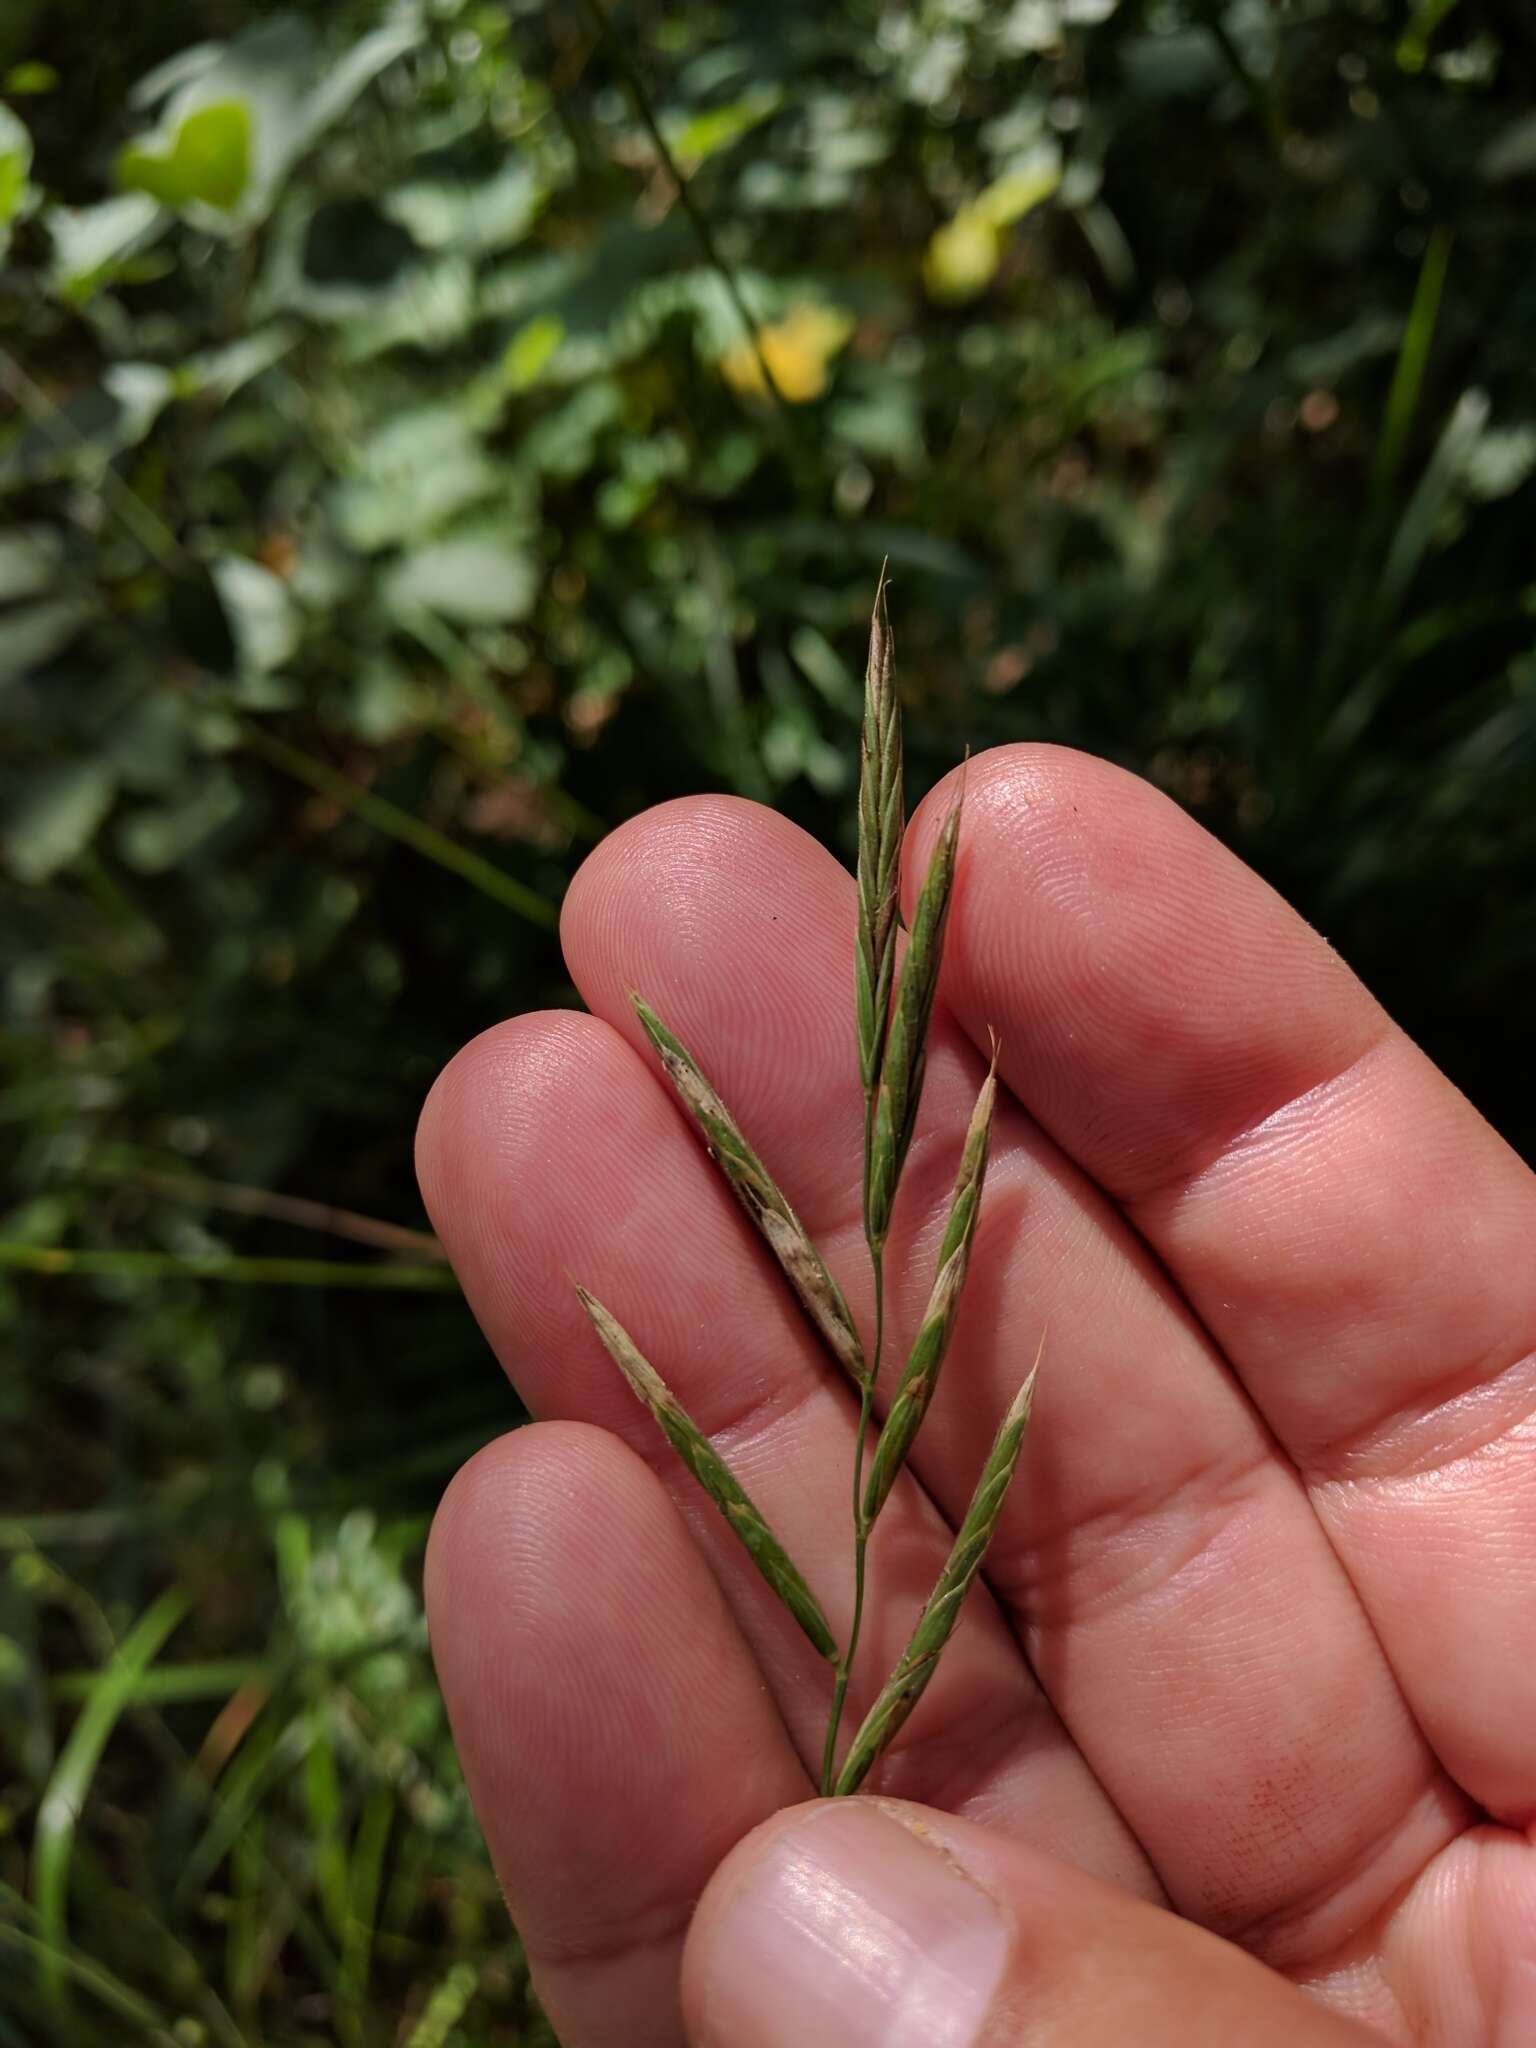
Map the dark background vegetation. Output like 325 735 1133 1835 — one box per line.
2 1 1533 2041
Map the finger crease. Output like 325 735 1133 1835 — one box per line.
987 1437 1277 1631
528 1889 696 1975
1124 1023 1396 1213
1304 1340 1536 1486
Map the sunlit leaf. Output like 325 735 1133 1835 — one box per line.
0 598 89 682
0 526 62 605
117 98 252 213
45 192 164 302
384 533 539 625
2 759 116 883
1480 114 1536 184
668 86 781 168
118 16 422 234
386 160 543 256
0 102 33 241
332 407 501 553
212 555 301 672
501 314 565 391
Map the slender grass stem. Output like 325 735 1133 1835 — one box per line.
80 1155 447 1260
237 720 560 931
577 0 790 422
0 1243 460 1291
820 1253 883 1794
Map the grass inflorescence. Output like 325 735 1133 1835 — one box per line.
576 575 1041 1797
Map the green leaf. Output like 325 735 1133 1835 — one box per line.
46 193 164 303
120 17 421 234
500 314 566 392
182 323 298 402
32 1590 190 2007
1480 113 1536 184
383 533 539 626
0 527 62 606
116 98 252 213
332 407 498 552
299 20 422 145
2 760 116 885
668 87 781 168
0 600 90 685
4 61 58 95
211 555 300 672
0 102 32 234
385 161 543 257
116 770 243 874
338 255 477 361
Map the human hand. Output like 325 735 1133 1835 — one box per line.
417 746 1536 2047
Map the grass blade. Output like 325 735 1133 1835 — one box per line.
404 1961 480 2048
337 1783 393 2047
575 1287 839 1662
32 1587 190 2009
862 1055 997 1526
835 1337 1043 1796
632 995 863 1385
855 563 903 1098
0 1911 173 2040
865 775 965 1253
237 718 560 931
1370 225 1453 508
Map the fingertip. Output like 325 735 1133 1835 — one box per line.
904 741 1377 1198
905 741 1179 891
425 1417 624 1633
560 792 787 996
426 1415 782 1846
414 1006 635 1248
427 1421 809 2048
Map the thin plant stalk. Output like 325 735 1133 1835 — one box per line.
822 572 910 1792
863 1054 997 1527
835 1338 1044 1797
577 575 1040 1805
820 1255 883 1797
0 1242 458 1291
238 718 559 931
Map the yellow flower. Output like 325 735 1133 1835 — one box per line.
719 301 854 404
922 210 1002 304
922 152 1062 304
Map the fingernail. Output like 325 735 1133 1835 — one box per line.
692 1801 1009 2048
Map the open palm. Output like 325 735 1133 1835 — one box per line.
418 746 1536 2047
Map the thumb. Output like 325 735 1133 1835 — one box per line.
681 1799 1382 2048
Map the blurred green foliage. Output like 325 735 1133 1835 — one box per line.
2 0 1534 2040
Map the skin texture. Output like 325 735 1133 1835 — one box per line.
418 745 1536 2048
